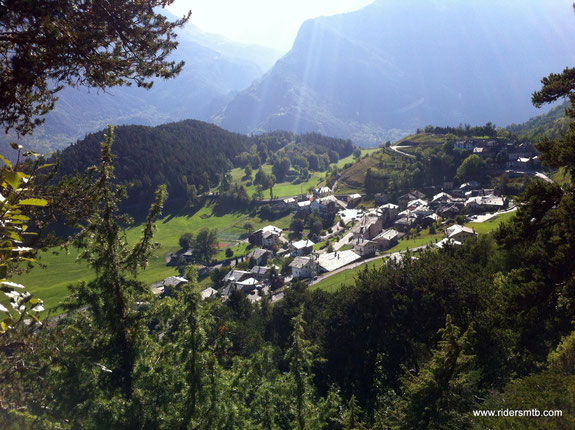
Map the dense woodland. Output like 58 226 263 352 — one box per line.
506 100 570 141
54 123 354 209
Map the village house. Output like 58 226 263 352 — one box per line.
291 239 315 256
221 271 261 296
150 276 188 297
262 230 280 249
200 287 217 300
438 205 460 219
374 192 391 205
223 270 251 289
398 190 427 210
346 193 362 207
375 203 399 226
247 248 271 266
373 229 400 251
280 197 298 210
249 225 282 246
465 194 507 212
311 195 347 218
318 250 362 273
314 186 332 196
394 215 418 232
352 216 384 240
353 238 378 257
459 181 482 191
436 238 463 248
296 200 312 213
445 224 478 242
430 192 453 209
406 198 428 211
250 266 272 282
167 248 195 266
420 213 440 228
289 256 316 279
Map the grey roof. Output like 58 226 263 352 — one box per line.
318 250 361 272
292 239 315 249
394 216 417 226
201 287 217 299
250 266 270 275
151 276 188 289
223 270 250 283
247 248 269 260
374 230 399 241
263 230 279 239
289 256 313 269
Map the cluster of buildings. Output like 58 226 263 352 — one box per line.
155 176 510 302
455 138 540 170
278 187 356 219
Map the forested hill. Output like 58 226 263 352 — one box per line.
506 101 570 141
56 120 252 206
55 121 354 208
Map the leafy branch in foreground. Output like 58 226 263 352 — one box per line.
0 0 191 135
0 146 52 332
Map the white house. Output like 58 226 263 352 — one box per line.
291 239 315 256
289 257 316 279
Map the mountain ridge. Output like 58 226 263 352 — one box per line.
216 0 575 146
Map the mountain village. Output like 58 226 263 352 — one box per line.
153 177 513 303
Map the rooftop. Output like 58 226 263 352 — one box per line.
318 250 361 272
292 239 315 249
289 256 314 269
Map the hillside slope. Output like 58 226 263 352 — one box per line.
217 0 575 146
0 21 280 156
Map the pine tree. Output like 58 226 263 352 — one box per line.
55 125 168 426
391 315 478 430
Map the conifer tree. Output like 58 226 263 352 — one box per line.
50 125 168 426
390 315 478 430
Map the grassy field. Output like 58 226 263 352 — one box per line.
14 200 294 312
465 210 516 234
386 230 445 252
228 148 378 199
336 147 414 193
227 165 325 199
309 259 386 293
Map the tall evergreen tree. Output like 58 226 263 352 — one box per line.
390 315 478 430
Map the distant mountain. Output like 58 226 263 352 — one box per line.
507 101 570 142
217 0 575 146
181 24 283 73
0 19 283 156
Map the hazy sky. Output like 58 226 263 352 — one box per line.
167 0 375 51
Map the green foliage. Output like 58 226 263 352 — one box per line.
0 1 190 135
56 120 253 209
456 154 486 183
194 228 219 265
389 316 478 430
506 101 570 142
179 232 194 249
0 148 51 332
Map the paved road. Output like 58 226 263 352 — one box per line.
309 246 426 286
333 232 353 251
390 145 416 159
505 169 553 183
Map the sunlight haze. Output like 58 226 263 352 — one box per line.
167 0 375 51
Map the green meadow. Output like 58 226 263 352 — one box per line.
14 200 294 312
